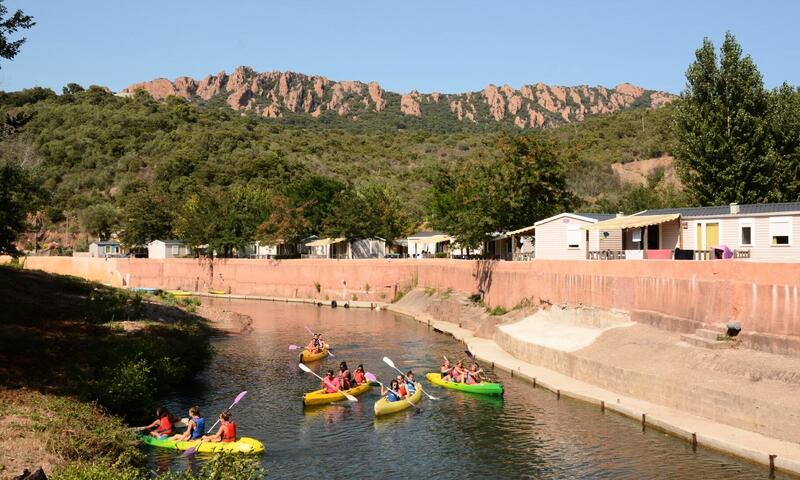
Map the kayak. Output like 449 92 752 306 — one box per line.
299 347 329 363
303 382 372 406
208 289 226 295
374 383 422 417
130 287 158 293
139 434 265 454
166 290 193 297
425 373 504 396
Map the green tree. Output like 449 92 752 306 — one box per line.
79 203 119 240
119 187 175 246
674 32 775 205
256 192 310 244
0 159 44 255
323 182 411 241
0 0 34 66
767 84 800 202
427 132 573 247
285 174 346 234
174 185 272 257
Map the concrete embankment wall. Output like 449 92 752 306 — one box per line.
21 257 800 343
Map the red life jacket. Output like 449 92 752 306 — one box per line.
220 421 237 443
353 370 366 384
156 415 173 435
398 384 407 397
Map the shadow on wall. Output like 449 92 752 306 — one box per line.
473 259 497 298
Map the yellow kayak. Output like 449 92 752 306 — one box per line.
374 383 422 417
208 289 226 295
139 435 265 454
166 290 193 297
303 382 372 406
299 347 329 363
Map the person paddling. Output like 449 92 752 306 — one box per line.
453 360 468 383
440 359 453 380
466 364 484 384
170 406 205 442
395 375 408 398
353 364 367 385
140 407 175 439
202 411 236 443
322 369 340 393
338 361 353 390
381 379 402 402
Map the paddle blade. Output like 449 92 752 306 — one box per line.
382 356 396 369
288 344 300 350
465 350 475 360
182 445 197 457
232 391 247 406
298 363 312 373
365 372 378 383
304 326 315 335
343 392 359 402
328 350 335 358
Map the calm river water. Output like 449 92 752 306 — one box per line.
147 299 783 479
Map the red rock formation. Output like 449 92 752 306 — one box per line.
400 91 421 117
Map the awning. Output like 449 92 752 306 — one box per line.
507 225 536 235
305 237 346 247
583 214 681 231
409 234 451 243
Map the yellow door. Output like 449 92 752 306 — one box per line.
705 223 719 248
696 224 703 250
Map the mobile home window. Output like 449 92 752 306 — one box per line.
739 219 754 246
566 226 581 249
769 217 791 246
172 245 180 255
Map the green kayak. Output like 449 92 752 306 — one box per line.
425 372 504 396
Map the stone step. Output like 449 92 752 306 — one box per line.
680 333 737 350
696 328 725 340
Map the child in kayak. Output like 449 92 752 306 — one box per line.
338 361 353 390
466 363 484 384
453 360 468 383
381 379 402 402
322 369 340 393
404 371 417 395
306 334 323 353
353 364 367 384
202 411 236 443
396 375 408 397
169 406 205 442
140 407 175 438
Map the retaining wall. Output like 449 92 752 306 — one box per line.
21 257 800 342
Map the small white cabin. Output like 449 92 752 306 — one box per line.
533 213 615 260
147 240 191 259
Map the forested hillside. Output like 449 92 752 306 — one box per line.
0 85 681 251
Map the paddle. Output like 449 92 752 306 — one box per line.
183 390 247 457
303 326 335 357
289 344 300 350
382 356 438 400
298 363 358 402
366 372 420 411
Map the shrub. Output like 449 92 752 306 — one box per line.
487 305 508 316
51 454 266 480
94 358 155 419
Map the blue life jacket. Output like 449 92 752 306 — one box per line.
191 416 205 440
387 390 400 402
406 381 416 394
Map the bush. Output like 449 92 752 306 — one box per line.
94 358 155 419
487 305 509 316
51 455 266 480
87 289 143 323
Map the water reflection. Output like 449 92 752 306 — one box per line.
145 299 783 479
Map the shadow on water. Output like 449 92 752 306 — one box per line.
145 299 787 480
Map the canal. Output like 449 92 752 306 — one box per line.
148 299 784 479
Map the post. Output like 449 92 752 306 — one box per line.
557 389 560 400
769 455 776 478
601 400 605 412
641 413 646 432
533 377 536 388
691 433 697 452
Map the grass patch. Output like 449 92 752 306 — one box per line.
487 306 509 316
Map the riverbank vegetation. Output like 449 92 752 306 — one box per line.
0 265 243 477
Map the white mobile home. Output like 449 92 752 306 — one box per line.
89 240 122 258
533 213 615 260
406 231 452 257
635 202 800 261
147 240 191 259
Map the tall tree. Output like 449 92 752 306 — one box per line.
674 32 775 205
767 84 800 202
0 0 34 66
118 187 175 246
79 203 119 241
427 133 573 248
0 159 44 255
322 182 411 241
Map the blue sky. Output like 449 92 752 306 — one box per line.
2 1 798 94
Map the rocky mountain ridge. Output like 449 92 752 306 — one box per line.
120 66 675 129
